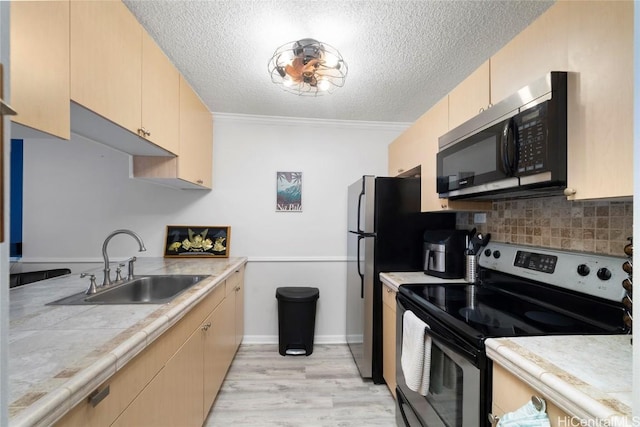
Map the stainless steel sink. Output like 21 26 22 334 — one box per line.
48 275 209 305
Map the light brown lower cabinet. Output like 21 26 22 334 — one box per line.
492 363 570 426
55 266 244 427
112 329 204 427
382 284 397 398
203 295 235 418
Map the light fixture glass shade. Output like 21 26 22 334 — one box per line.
268 38 348 96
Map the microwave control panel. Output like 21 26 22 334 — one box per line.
516 102 547 175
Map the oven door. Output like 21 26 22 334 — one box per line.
396 294 481 427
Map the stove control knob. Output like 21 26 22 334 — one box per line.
597 267 612 281
484 249 492 257
493 250 501 259
577 264 590 276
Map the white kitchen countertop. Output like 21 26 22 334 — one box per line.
379 271 469 291
486 335 632 426
8 256 247 427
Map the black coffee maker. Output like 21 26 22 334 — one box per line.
423 230 468 279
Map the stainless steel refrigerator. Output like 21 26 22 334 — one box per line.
346 175 455 383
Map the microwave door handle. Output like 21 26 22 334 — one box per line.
501 118 518 176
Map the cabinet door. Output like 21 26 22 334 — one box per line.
490 2 569 105
564 1 633 200
70 0 142 135
234 273 244 349
388 135 422 177
179 76 213 188
10 0 70 139
113 329 205 427
142 31 180 155
382 285 397 398
203 294 235 418
448 60 490 131
492 364 570 427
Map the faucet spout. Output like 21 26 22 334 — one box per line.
102 229 147 287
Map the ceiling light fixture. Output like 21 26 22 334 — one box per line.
268 38 348 96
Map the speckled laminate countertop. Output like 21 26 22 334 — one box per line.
486 335 632 426
379 271 469 291
8 256 247 427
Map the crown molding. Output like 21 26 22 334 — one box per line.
213 112 411 132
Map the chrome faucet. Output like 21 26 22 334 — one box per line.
102 229 147 287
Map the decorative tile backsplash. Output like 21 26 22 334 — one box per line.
456 196 633 257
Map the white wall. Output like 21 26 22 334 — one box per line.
20 114 406 342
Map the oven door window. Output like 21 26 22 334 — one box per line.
397 326 480 427
426 339 470 426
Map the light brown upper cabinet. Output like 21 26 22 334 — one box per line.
564 1 633 200
70 0 180 155
388 127 424 177
133 77 213 189
448 60 491 131
177 76 214 188
10 0 70 140
141 31 180 155
70 0 142 136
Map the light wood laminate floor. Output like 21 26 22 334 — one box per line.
204 344 396 426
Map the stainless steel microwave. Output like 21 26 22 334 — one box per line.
437 71 567 200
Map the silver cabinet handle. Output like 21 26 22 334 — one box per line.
531 395 545 411
88 385 110 407
202 322 212 331
487 413 499 425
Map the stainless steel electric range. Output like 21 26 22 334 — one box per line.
395 242 629 427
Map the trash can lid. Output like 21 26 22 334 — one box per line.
276 287 320 302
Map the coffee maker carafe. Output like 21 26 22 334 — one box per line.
423 230 468 279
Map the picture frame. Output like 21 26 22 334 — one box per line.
164 225 230 258
276 171 302 212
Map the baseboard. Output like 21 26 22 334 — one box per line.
242 335 347 345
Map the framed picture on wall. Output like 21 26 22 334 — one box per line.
276 171 302 212
164 225 230 258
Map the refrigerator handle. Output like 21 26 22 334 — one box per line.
356 181 366 233
357 235 365 299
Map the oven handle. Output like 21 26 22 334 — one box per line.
425 322 478 362
398 296 479 364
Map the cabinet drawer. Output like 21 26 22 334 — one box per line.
382 284 397 310
225 267 244 296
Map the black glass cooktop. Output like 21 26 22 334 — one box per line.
398 281 625 342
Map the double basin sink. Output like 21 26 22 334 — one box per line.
49 274 210 305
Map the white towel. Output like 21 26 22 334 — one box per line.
497 400 551 427
401 310 431 396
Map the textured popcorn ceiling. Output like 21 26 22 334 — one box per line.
123 0 553 123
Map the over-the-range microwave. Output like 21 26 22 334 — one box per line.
437 71 568 200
